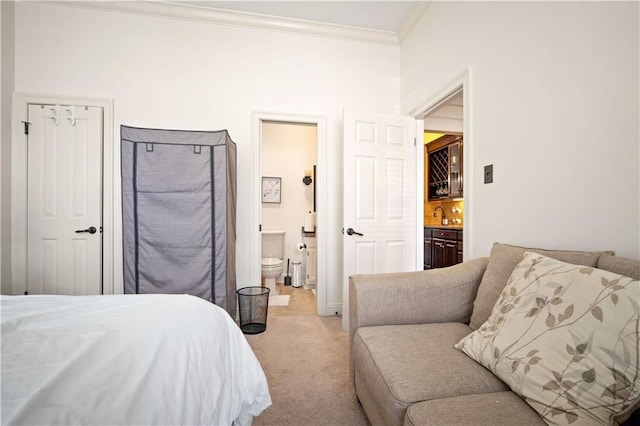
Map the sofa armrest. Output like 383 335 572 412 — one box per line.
349 257 489 345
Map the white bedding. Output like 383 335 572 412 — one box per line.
1 294 271 425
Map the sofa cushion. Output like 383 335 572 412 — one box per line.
353 322 508 426
404 391 544 426
598 253 640 280
456 252 640 426
469 242 613 330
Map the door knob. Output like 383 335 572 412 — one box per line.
346 227 364 236
75 226 97 234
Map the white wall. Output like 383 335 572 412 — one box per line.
261 121 316 273
402 1 640 259
11 2 400 309
1 1 15 295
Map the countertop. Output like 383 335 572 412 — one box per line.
424 225 464 230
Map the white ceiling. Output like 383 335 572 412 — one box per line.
174 1 423 32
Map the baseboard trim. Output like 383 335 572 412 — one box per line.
326 303 342 317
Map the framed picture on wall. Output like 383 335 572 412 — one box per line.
262 177 281 203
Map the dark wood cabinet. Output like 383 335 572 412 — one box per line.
433 238 458 268
424 227 463 269
426 135 463 201
423 228 432 270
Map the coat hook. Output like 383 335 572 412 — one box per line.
66 106 76 126
48 105 60 126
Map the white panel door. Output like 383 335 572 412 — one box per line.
343 110 416 327
27 104 103 295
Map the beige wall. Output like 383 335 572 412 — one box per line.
403 1 639 258
10 2 400 309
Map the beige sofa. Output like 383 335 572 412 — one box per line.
349 243 640 425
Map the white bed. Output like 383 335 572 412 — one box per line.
1 294 271 425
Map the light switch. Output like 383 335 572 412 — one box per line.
484 164 493 184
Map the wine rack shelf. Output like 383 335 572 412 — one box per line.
426 135 463 200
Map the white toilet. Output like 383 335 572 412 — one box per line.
261 230 285 294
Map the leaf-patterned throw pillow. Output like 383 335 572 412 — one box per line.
455 252 640 425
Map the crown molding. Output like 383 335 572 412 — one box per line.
48 1 400 45
397 1 430 44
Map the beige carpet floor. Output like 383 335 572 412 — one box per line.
245 285 369 426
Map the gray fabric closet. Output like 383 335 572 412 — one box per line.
121 125 237 316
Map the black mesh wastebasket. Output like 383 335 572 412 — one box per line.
237 286 270 334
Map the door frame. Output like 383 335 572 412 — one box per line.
252 111 328 315
11 93 115 295
403 67 473 260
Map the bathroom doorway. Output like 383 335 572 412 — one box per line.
252 112 327 315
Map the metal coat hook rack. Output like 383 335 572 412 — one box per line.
45 105 77 126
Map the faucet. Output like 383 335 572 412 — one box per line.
433 206 447 225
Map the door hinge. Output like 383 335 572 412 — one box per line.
21 121 31 135
414 137 417 147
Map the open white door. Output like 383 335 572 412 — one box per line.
342 110 417 330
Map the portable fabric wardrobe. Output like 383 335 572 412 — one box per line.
121 126 237 316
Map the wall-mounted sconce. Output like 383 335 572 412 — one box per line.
302 169 313 185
